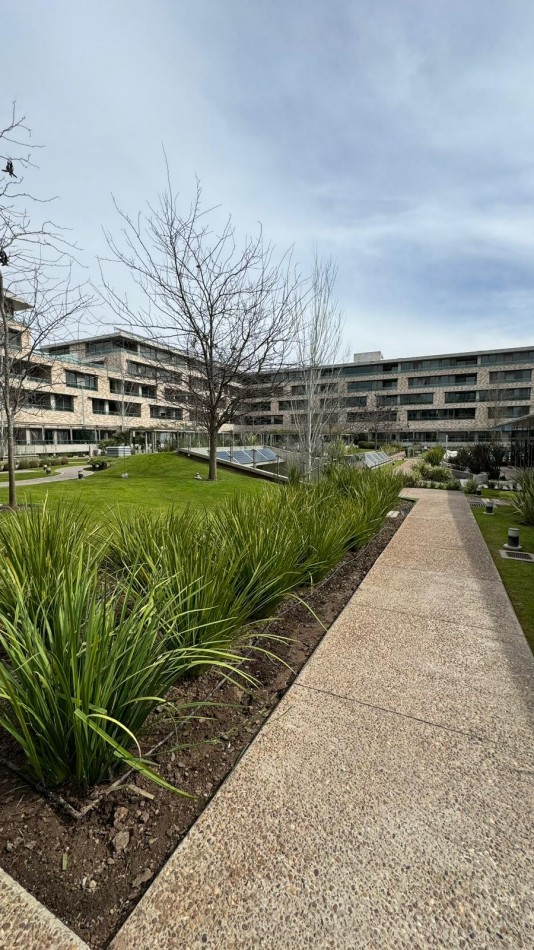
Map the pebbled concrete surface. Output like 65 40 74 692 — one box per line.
0 869 89 949
111 490 534 949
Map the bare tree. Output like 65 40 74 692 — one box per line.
346 392 398 448
484 383 510 440
289 255 344 478
100 178 298 480
0 105 90 508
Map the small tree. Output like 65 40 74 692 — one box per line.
100 178 298 480
289 255 344 478
347 392 398 448
0 105 90 508
484 383 510 440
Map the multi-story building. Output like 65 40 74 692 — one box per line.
2 289 533 454
1 295 215 455
239 347 534 446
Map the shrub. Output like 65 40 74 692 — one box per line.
463 477 479 495
416 462 450 483
0 503 102 624
286 463 301 486
455 443 508 479
0 564 247 791
381 442 404 456
0 467 404 793
423 446 445 465
512 469 534 526
402 472 420 488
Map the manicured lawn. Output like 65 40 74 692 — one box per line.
0 453 269 520
0 469 58 482
473 504 534 653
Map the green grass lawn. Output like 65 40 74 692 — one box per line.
0 469 58 482
0 453 268 521
473 504 534 652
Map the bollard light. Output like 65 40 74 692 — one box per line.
484 500 494 515
504 527 521 550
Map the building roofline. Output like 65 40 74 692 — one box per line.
4 293 31 312
319 343 534 372
41 327 187 358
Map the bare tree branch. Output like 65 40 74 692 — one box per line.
0 105 91 507
99 176 300 479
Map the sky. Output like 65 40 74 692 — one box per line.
2 0 534 358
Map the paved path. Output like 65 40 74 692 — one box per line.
111 488 534 950
399 455 419 474
1 465 94 489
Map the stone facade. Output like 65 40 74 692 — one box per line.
3 309 534 453
3 322 224 455
238 347 534 445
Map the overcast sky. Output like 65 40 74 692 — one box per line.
3 0 534 358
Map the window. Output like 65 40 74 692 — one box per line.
489 369 532 383
344 396 367 407
407 408 476 421
408 373 477 388
24 392 75 412
12 361 52 383
245 401 272 412
91 399 141 417
66 370 98 390
47 344 71 356
141 384 156 399
7 329 22 350
55 394 75 412
444 391 477 403
347 379 398 392
401 356 478 372
86 337 138 356
279 399 305 410
481 350 534 366
399 393 434 405
291 385 305 395
242 416 283 426
126 361 157 379
487 405 530 419
477 387 531 402
164 387 188 403
150 405 183 420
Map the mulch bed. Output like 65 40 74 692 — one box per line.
0 507 410 948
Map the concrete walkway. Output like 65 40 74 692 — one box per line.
0 465 94 489
110 488 534 949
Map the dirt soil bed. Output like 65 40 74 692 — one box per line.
0 507 410 948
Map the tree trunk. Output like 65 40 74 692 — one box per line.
5 409 16 509
0 272 17 508
208 420 218 481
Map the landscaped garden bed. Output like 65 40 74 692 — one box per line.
0 467 407 948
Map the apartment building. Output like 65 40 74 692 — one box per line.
239 347 534 446
2 288 533 454
1 296 212 455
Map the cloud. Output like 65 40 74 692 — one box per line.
2 0 534 357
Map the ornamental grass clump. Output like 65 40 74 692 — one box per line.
512 469 534 526
0 502 102 625
0 558 250 791
106 504 296 650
